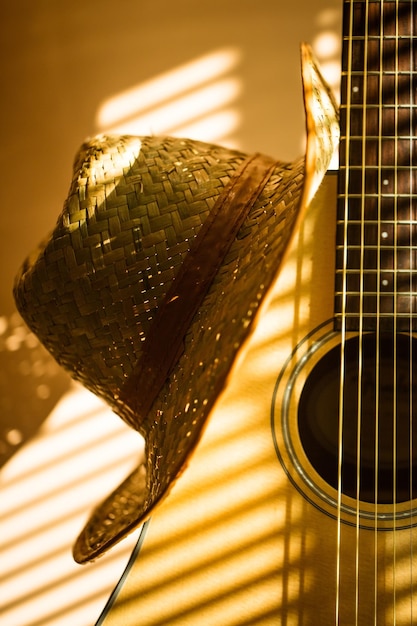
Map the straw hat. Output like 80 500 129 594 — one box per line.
13 45 338 563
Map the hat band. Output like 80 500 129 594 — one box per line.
120 152 279 427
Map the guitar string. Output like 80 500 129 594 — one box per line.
409 2 415 624
398 2 416 620
375 1 384 622
336 0 355 622
408 2 415 624
393 2 399 620
356 1 371 623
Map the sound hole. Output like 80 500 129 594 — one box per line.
298 333 417 504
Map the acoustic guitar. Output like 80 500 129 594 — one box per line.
97 1 417 624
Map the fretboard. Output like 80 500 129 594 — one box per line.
336 0 417 332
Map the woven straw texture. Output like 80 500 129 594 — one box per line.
14 134 305 562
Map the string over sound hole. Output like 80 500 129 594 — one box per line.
298 333 417 504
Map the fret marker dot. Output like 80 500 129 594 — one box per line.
382 231 388 239
383 179 389 186
353 86 359 93
382 279 389 287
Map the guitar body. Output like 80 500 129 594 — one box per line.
99 172 416 626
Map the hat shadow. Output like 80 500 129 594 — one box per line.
0 311 71 471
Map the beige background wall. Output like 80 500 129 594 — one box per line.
0 0 341 316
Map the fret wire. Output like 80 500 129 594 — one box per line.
342 73 417 77
336 293 417 297
340 135 417 140
335 313 417 318
336 218 417 221
339 192 417 195
343 35 417 38
336 265 417 268
336 245 417 249
339 165 417 168
336 270 417 274
340 104 417 106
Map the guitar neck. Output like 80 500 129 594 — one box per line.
336 0 417 332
